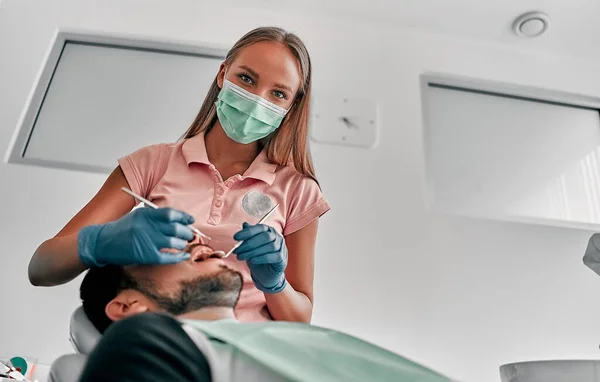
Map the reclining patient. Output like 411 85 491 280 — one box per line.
78 239 451 382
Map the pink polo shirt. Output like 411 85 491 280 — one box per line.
118 131 330 322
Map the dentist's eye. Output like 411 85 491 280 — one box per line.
238 73 254 85
272 90 287 99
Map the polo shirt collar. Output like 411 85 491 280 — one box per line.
182 130 277 185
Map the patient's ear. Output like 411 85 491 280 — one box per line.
105 290 153 322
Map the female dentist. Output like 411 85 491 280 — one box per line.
28 27 330 323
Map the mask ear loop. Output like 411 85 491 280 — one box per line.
219 65 230 90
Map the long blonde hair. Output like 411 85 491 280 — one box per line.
181 27 316 181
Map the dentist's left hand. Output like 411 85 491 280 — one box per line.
233 223 288 293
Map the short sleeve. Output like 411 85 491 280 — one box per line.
117 144 165 198
284 176 331 236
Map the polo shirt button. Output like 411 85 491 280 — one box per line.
225 180 233 187
215 201 222 208
216 187 224 195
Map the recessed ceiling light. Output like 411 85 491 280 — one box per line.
513 11 550 38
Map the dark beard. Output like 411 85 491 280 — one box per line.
134 266 243 315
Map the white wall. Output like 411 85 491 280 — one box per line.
2 1 600 381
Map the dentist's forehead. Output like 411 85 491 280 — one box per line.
231 42 301 94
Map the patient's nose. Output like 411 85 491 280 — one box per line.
189 233 202 245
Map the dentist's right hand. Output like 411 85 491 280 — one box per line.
77 207 195 267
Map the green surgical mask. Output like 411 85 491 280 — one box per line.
215 80 289 144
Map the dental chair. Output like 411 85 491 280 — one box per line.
48 307 98 382
48 307 225 382
49 306 282 382
51 306 452 382
500 360 600 382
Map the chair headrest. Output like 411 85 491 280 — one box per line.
69 306 101 355
48 354 88 382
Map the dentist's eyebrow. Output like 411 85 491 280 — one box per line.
274 83 293 92
239 65 259 79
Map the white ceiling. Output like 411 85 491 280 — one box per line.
225 0 600 61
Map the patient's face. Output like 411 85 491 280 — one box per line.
117 240 242 316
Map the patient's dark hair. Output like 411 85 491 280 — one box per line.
80 266 138 334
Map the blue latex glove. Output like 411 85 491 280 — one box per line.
78 207 195 267
233 222 288 293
